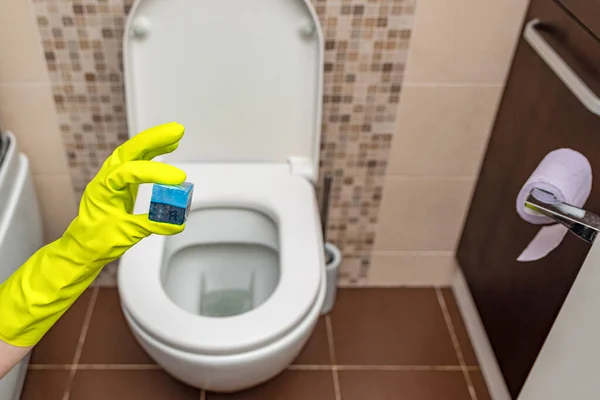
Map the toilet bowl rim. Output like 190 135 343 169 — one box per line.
121 266 327 360
119 166 324 355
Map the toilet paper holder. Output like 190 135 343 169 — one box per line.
525 188 600 244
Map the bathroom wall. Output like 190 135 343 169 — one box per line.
368 0 531 286
0 0 78 244
1 0 529 286
29 0 417 285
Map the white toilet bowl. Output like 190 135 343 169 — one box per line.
118 0 325 391
119 165 326 391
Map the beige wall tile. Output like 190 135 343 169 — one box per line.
404 0 529 83
369 252 457 286
0 84 70 175
33 174 77 243
389 85 503 176
0 0 48 83
374 177 475 251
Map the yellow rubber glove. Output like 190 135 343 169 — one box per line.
0 122 187 347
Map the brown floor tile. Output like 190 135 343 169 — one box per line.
442 288 479 366
292 317 331 365
70 370 199 399
21 370 70 400
206 370 336 399
30 290 92 364
339 370 471 400
331 288 458 365
79 288 154 364
471 371 492 400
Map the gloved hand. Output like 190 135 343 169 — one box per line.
0 122 187 347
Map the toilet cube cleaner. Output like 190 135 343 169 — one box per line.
148 182 194 225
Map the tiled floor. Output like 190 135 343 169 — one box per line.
21 288 491 400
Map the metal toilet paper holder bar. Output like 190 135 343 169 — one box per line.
525 188 600 244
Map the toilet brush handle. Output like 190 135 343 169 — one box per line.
320 174 333 240
321 174 333 263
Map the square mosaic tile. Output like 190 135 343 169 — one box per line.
31 0 416 285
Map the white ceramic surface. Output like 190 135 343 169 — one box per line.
119 0 326 391
123 0 324 181
118 164 325 391
321 242 341 315
0 132 44 400
122 271 325 392
120 164 324 354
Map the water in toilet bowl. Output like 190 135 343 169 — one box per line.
160 207 281 318
201 289 254 317
199 269 255 317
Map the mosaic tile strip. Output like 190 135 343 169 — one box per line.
31 0 416 285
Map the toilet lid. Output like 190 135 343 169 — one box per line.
123 0 323 169
119 164 325 355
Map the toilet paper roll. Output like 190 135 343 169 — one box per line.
516 149 592 262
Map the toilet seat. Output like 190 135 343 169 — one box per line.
119 163 324 356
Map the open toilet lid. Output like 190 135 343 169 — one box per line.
123 0 323 169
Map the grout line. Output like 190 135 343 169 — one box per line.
325 316 342 400
30 363 481 371
28 364 72 370
325 317 338 365
62 286 99 400
436 288 477 400
335 365 478 371
288 365 334 371
289 365 476 371
0 82 52 88
72 364 161 370
288 365 479 372
29 364 157 371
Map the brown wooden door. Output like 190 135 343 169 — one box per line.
557 0 600 40
456 0 600 398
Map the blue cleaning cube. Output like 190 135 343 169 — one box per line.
148 182 194 225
